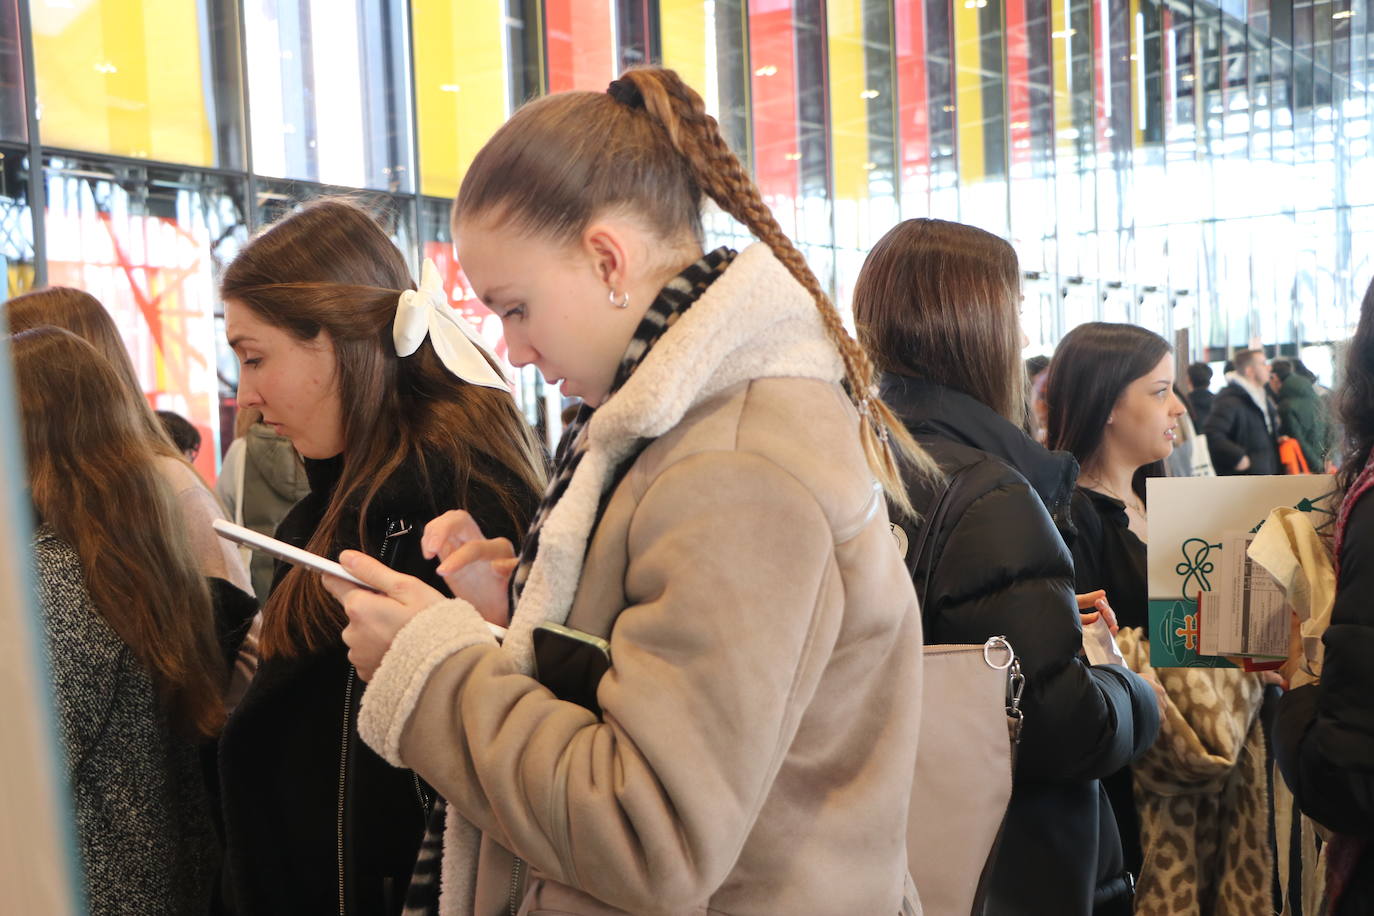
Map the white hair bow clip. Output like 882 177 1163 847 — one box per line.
393 258 510 391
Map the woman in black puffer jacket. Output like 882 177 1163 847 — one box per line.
854 218 1161 916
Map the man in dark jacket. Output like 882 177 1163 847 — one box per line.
883 373 1161 916
1203 349 1280 475
1186 362 1215 426
1271 360 1331 472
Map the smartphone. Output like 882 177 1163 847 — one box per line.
213 519 373 588
533 621 612 715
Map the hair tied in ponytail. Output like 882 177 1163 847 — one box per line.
606 77 646 109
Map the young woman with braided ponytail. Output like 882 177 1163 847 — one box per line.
326 67 926 915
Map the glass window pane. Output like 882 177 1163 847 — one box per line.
29 0 243 168
661 0 751 162
0 143 34 296
954 0 1010 237
245 0 412 191
0 0 25 142
546 0 616 91
413 0 512 199
42 155 249 479
829 0 898 314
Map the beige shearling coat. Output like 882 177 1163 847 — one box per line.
358 244 925 915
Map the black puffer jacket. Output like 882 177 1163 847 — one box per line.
1276 487 1374 916
1203 381 1280 475
883 374 1160 915
218 451 536 916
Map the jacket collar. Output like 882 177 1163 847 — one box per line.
879 372 1079 516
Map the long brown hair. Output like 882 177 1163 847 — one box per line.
852 218 1027 429
221 198 547 658
3 286 182 457
453 66 931 512
14 327 225 740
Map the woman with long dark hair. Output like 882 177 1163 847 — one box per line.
1048 323 1274 915
14 326 242 915
853 219 1161 915
1277 276 1374 914
216 198 546 915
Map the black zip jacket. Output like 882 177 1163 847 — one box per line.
219 450 535 916
882 373 1160 916
1203 381 1280 475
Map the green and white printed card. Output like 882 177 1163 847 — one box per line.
1145 475 1336 668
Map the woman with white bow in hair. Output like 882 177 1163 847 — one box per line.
216 199 546 916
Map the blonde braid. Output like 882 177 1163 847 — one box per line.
625 68 937 513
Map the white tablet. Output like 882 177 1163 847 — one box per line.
212 519 372 589
211 518 508 641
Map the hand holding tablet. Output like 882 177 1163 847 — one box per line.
212 518 506 641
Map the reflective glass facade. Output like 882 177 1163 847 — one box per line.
4 0 1371 460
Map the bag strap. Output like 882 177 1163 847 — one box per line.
905 463 974 606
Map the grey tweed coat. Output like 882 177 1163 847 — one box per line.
34 526 220 915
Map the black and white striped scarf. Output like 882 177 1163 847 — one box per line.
402 245 735 915
510 245 736 606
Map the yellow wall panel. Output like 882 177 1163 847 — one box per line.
1053 0 1074 151
954 1 985 184
414 0 508 199
660 0 709 103
30 0 213 165
828 0 869 203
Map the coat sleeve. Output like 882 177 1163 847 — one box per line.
926 475 1159 784
362 450 857 910
1276 497 1374 835
1202 394 1247 472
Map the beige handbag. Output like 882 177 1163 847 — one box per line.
907 636 1023 916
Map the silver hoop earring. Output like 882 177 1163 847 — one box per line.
609 289 630 309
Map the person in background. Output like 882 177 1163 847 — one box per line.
14 326 256 916
4 287 251 596
1049 322 1275 915
1276 276 1374 916
1270 358 1331 473
323 68 926 915
1186 362 1215 426
217 406 311 605
1204 348 1280 475
216 199 546 916
158 410 202 462
1165 381 1214 478
855 219 1160 916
